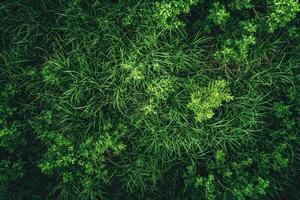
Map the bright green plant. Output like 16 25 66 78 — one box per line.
188 80 233 122
208 2 230 26
155 0 200 29
267 0 300 33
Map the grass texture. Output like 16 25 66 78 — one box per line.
0 0 300 199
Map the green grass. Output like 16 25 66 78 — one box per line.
0 0 300 199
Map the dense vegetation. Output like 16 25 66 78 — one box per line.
1 0 300 199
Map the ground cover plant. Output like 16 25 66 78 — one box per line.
0 0 300 199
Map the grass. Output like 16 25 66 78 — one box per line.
0 0 300 199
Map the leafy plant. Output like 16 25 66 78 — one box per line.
188 80 233 122
155 0 200 29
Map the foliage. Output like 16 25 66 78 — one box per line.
187 80 233 122
155 0 200 29
207 2 230 26
0 0 299 199
267 0 300 33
